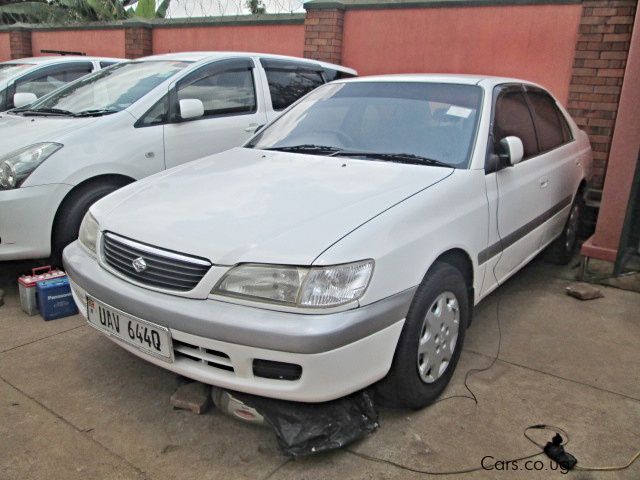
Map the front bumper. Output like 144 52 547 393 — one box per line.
0 183 72 260
64 241 413 402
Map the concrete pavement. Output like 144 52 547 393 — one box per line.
1 257 639 479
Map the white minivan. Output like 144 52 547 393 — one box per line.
0 56 122 111
0 52 356 262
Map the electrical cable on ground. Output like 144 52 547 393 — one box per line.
432 291 502 407
576 450 640 472
348 449 543 476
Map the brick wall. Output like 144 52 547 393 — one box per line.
567 0 637 187
340 4 581 104
303 7 344 64
152 23 304 56
0 32 10 60
124 24 152 59
31 29 125 58
9 29 32 59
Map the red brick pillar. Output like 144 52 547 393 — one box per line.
567 0 637 188
124 21 153 59
9 28 32 59
303 3 345 64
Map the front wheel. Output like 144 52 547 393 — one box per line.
50 181 127 266
376 262 469 409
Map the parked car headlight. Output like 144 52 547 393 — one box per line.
0 143 62 189
78 212 99 256
213 260 374 308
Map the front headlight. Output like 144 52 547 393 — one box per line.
78 212 99 256
0 143 63 189
213 260 374 308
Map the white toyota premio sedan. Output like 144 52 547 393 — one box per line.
64 75 592 408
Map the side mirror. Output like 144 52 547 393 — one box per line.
499 136 524 166
13 92 38 109
178 98 204 121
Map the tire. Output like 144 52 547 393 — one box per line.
376 262 469 409
546 194 584 266
50 180 126 267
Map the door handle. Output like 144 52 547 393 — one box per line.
244 123 261 133
539 177 549 188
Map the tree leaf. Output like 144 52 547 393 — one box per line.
134 0 154 18
155 0 169 18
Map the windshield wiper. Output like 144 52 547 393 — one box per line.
73 108 117 117
17 107 75 117
263 144 342 154
331 150 453 168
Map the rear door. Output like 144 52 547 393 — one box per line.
259 58 325 124
523 87 578 246
163 58 268 169
487 85 550 282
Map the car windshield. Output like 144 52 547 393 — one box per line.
20 60 190 115
249 81 483 168
0 63 33 83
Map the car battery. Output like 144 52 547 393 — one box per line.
18 266 66 316
36 276 78 321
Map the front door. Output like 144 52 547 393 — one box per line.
489 86 551 283
163 58 268 169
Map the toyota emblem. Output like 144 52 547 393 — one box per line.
132 257 147 273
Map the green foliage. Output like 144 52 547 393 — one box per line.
154 0 168 17
134 0 153 18
245 0 265 14
0 0 170 24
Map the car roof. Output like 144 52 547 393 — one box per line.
136 51 357 74
1 56 123 65
336 73 545 90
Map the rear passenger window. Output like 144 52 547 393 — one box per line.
526 91 568 151
264 69 324 111
323 68 356 82
100 61 118 69
559 112 573 143
62 64 94 82
494 91 539 159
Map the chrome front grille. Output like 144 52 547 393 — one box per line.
102 232 211 292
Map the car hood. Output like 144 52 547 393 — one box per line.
96 147 453 265
0 113 100 154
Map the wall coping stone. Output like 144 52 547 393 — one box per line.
304 0 581 10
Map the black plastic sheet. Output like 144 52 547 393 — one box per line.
233 390 379 457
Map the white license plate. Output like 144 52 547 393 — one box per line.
86 296 173 362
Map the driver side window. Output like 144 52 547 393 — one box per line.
177 68 256 119
493 91 539 160
16 63 94 99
